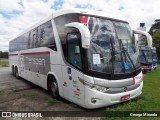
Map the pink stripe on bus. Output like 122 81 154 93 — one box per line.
9 51 50 56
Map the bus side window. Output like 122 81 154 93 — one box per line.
67 33 82 69
31 28 37 48
40 21 57 51
40 28 44 46
32 34 36 48
36 26 41 47
28 32 31 49
35 28 39 48
23 32 29 50
14 38 18 51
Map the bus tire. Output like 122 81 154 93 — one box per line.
12 66 14 75
49 77 60 99
15 67 20 79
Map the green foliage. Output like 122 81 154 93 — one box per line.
149 22 160 35
139 37 147 46
102 65 160 120
0 61 9 67
0 51 8 58
152 32 160 60
149 20 160 60
156 47 160 61
152 31 160 44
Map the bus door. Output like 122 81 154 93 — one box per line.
62 33 85 105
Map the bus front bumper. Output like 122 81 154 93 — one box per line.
84 81 143 109
142 65 153 70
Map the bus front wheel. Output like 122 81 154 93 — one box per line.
49 78 60 99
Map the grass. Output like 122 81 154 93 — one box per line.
22 92 37 99
0 61 9 67
22 92 58 103
102 65 160 120
43 96 58 103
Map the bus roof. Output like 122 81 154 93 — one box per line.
53 8 127 23
10 8 128 42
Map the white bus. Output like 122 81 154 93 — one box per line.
9 8 151 109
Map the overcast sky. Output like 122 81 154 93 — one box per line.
0 0 160 51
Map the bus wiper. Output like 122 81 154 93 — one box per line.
110 38 115 79
119 44 126 73
119 39 137 74
142 50 147 63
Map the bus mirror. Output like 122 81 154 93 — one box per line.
133 30 152 48
65 22 91 49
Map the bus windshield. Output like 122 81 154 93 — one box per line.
152 50 158 62
139 50 146 64
140 50 152 63
144 50 152 63
87 17 140 74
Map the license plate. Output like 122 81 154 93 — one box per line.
121 95 130 101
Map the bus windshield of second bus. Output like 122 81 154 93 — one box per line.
140 49 153 64
152 50 158 62
139 46 158 70
152 49 158 68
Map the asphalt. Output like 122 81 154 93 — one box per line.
0 67 102 120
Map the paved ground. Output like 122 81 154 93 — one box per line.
0 67 31 91
0 67 103 120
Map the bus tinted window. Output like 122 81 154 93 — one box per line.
9 32 29 52
9 20 57 52
28 32 31 49
22 32 29 50
54 14 79 59
40 21 57 51
67 33 82 69
30 28 37 48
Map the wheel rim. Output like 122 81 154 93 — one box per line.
51 82 58 97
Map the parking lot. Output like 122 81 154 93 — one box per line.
0 67 102 119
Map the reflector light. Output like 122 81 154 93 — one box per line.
121 95 130 101
142 66 147 69
80 16 88 24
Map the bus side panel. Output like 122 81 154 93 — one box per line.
15 48 50 89
49 65 63 97
9 52 19 71
49 53 64 98
61 65 85 107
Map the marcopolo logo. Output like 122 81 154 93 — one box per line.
135 76 142 81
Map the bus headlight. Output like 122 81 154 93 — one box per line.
92 84 108 92
78 77 108 93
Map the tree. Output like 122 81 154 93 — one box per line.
152 31 160 45
157 46 160 61
149 20 160 61
0 51 8 58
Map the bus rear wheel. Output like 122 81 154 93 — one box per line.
12 66 14 75
49 78 60 99
15 67 20 79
